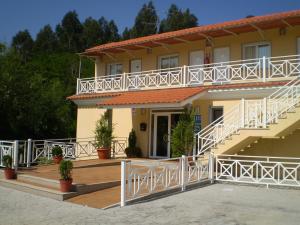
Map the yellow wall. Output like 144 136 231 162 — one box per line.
94 26 300 76
112 108 133 138
76 106 106 139
241 128 300 157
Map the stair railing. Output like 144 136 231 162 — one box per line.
197 76 300 155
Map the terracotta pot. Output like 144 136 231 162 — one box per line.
59 179 73 192
53 155 63 164
4 168 15 179
97 148 110 159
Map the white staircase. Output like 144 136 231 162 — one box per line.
196 76 300 155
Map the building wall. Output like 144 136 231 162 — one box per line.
240 128 300 157
94 26 300 77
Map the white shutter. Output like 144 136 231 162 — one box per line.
189 50 204 66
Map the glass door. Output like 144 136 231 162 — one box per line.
153 114 170 157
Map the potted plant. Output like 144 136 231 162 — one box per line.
94 111 113 159
125 129 142 158
52 146 63 164
2 155 15 179
171 108 195 158
59 160 73 192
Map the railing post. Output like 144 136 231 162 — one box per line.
241 98 245 128
13 140 19 171
26 139 32 168
181 155 186 191
263 97 267 128
122 72 126 91
183 65 187 87
262 56 266 82
121 160 127 207
192 135 196 161
76 78 80 94
209 152 215 183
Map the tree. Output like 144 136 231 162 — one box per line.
159 4 198 33
122 27 132 40
130 1 158 38
11 30 34 61
82 17 102 48
34 25 58 53
56 11 83 52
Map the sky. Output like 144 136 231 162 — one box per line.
0 0 300 43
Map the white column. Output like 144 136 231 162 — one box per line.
27 139 32 168
262 56 266 82
241 98 245 128
181 155 186 191
121 160 127 207
209 152 215 183
13 140 19 171
263 97 267 128
183 65 187 87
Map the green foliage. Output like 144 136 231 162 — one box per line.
12 30 34 61
36 157 53 165
171 108 195 157
94 111 113 149
52 146 63 157
125 129 142 157
59 160 73 180
2 155 13 168
34 25 58 54
159 4 198 33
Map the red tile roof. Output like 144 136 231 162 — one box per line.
94 81 288 107
83 9 300 56
67 92 120 101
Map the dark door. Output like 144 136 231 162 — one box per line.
155 115 169 157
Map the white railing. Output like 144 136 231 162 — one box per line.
216 154 300 187
0 137 128 168
197 76 300 155
120 155 213 206
77 54 300 94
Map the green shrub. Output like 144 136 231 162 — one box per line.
59 160 73 180
52 146 63 157
37 157 53 165
125 129 142 157
95 111 114 149
2 155 13 168
171 108 195 158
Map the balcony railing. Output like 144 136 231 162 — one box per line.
77 54 300 94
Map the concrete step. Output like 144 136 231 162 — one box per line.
0 179 77 201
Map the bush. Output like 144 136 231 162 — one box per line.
37 157 53 165
52 146 63 157
95 111 114 149
125 129 142 157
171 108 195 158
59 160 73 180
2 155 13 168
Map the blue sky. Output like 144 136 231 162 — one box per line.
0 0 300 43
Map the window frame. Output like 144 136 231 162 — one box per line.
106 63 123 76
158 54 179 70
242 42 271 60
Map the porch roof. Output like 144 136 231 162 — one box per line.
83 9 300 56
95 81 288 108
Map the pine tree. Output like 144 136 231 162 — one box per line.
12 30 34 61
34 25 58 53
82 17 103 48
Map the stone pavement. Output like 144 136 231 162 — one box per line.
1 183 300 225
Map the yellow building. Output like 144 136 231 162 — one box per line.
68 9 300 159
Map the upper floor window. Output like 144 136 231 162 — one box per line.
107 63 123 75
243 42 271 59
159 55 179 69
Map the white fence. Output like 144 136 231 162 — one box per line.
0 137 127 168
216 155 300 187
120 155 214 206
77 54 300 94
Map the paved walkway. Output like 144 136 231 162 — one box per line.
1 184 300 225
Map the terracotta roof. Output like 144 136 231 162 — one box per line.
67 92 120 101
83 9 300 56
95 81 288 107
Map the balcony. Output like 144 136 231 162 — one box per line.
76 54 300 94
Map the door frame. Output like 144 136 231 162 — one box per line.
150 110 183 158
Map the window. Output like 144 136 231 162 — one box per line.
189 50 204 66
107 63 123 75
213 47 230 63
159 55 179 69
243 42 271 59
210 107 223 123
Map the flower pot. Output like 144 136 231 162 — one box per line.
59 179 73 192
53 155 63 164
97 148 110 159
4 168 15 179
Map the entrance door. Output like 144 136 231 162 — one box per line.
153 114 170 157
213 47 230 83
130 59 142 73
